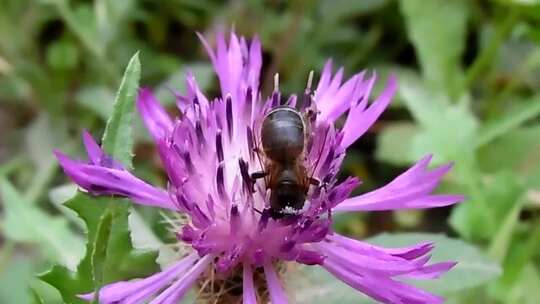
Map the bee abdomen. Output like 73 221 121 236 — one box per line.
261 107 305 163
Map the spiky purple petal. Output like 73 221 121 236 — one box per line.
55 151 175 210
334 155 464 212
79 253 198 303
242 263 258 304
137 88 174 142
264 262 288 304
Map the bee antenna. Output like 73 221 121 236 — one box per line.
306 70 314 93
298 71 315 111
274 73 280 92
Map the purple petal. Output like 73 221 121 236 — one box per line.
149 255 212 304
334 155 464 212
340 74 398 149
247 35 262 91
402 261 457 280
55 151 176 210
319 72 367 122
198 31 262 104
315 59 333 94
323 260 444 304
318 242 427 276
137 88 174 142
81 131 123 169
263 262 288 304
79 253 198 303
296 249 325 265
242 263 257 304
327 234 434 261
82 130 103 165
323 261 401 303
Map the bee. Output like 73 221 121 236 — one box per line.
251 106 320 219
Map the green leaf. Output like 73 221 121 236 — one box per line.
411 104 478 163
48 183 85 229
101 52 141 168
488 197 526 262
490 263 540 304
287 266 374 304
367 233 502 294
476 96 540 147
500 0 540 6
450 171 525 241
128 209 179 268
375 122 419 166
396 70 449 128
0 259 34 304
478 125 540 176
30 279 63 304
40 195 159 303
56 2 103 58
399 0 468 99
319 0 389 22
495 223 540 289
91 210 113 302
24 113 68 203
0 179 85 271
40 53 158 303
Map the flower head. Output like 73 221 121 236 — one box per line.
56 31 463 303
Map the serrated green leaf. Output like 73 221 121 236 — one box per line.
91 210 113 302
128 209 179 268
40 53 158 303
400 0 468 99
367 233 502 294
101 52 141 168
39 195 104 304
40 195 159 303
0 179 85 271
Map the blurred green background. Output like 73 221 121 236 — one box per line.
1 0 540 303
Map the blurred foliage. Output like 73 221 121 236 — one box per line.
0 0 540 303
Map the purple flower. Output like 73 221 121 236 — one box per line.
56 32 464 304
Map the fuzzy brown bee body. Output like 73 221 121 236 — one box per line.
258 107 311 219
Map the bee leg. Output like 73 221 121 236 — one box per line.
250 171 268 180
310 177 328 191
249 171 268 193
